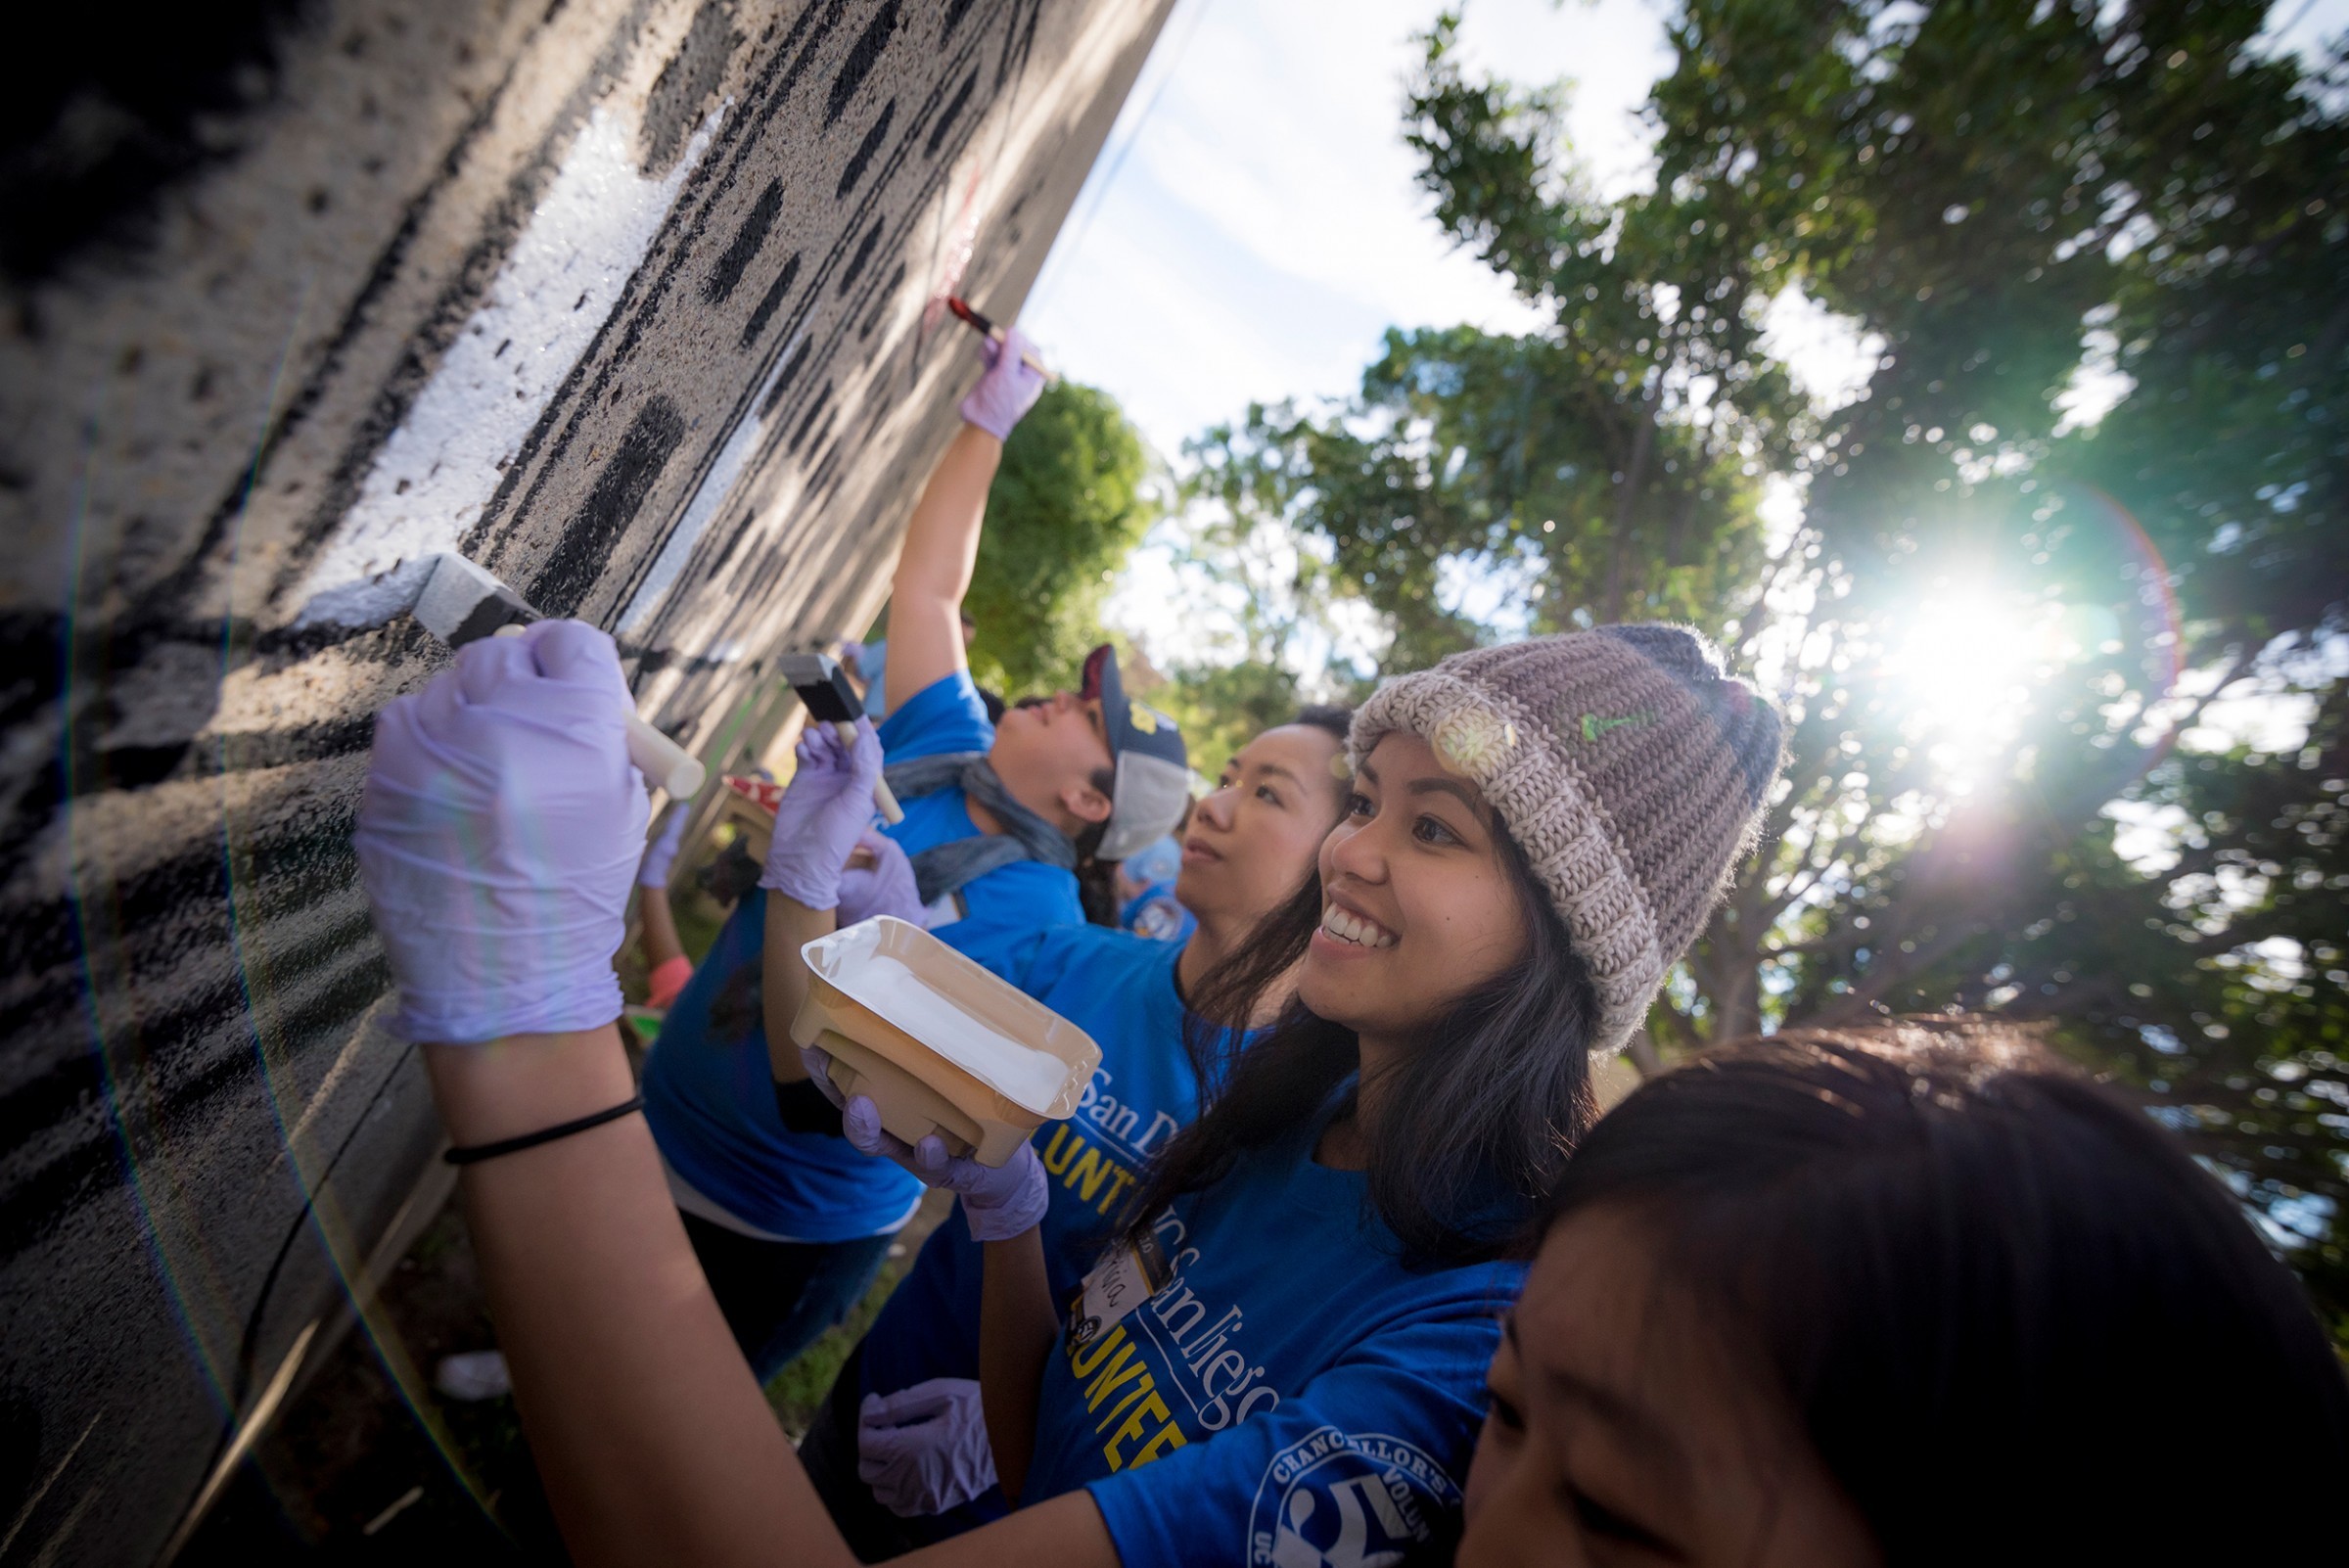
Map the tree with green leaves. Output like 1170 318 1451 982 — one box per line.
1150 658 1308 779
960 379 1161 698
1628 1 2347 1334
1225 0 2346 1329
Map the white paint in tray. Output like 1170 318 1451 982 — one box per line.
839 951 1076 1113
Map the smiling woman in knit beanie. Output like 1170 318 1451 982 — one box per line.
904 623 1786 1564
1127 623 1785 1268
1347 623 1785 1059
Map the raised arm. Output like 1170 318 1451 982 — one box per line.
884 331 1045 714
428 1028 842 1566
760 892 836 1084
752 718 904 1083
634 809 690 986
833 1096 1060 1497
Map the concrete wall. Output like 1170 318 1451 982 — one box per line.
0 2 1171 1560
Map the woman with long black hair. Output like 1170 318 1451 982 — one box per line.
349 621 1778 1565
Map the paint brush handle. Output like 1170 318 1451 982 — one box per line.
945 296 1052 380
490 623 705 798
628 712 708 801
838 720 904 824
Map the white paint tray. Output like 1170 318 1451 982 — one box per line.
793 916 1100 1167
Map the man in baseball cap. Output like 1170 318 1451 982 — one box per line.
1078 643 1192 860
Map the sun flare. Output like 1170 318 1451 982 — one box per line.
1881 584 2068 789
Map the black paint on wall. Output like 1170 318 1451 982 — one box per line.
706 178 784 303
530 397 689 618
640 0 743 175
827 1 903 125
927 69 981 159
836 99 897 200
0 2 1176 1560
838 215 885 294
744 252 805 349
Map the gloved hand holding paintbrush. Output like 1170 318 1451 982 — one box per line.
338 551 708 800
777 652 901 823
355 620 648 1045
758 716 890 913
945 300 1048 440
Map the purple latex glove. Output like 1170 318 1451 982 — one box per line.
836 828 927 929
760 715 882 908
637 807 689 889
354 620 647 1044
858 1378 998 1517
841 1095 1048 1242
799 1043 851 1110
957 327 1045 440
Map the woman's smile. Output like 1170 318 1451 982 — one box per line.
1314 897 1397 951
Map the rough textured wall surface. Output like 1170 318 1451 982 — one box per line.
0 2 1171 1560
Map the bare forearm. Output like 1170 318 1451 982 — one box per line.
978 1228 1059 1502
760 890 837 1083
639 884 685 970
423 1030 855 1568
886 424 1002 711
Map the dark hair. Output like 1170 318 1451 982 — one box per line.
1545 1022 2349 1563
695 835 762 906
1074 762 1122 926
1126 812 1599 1268
1290 704 1354 744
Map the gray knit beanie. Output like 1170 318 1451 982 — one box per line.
1348 624 1783 1056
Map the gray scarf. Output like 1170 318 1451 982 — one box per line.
883 752 1077 905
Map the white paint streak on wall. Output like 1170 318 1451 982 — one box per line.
292 105 724 626
617 334 805 636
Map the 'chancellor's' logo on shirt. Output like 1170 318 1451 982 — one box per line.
1249 1427 1462 1568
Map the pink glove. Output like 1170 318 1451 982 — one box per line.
837 829 927 928
858 1379 998 1517
841 1095 1048 1242
354 620 648 1044
957 328 1045 440
760 716 882 909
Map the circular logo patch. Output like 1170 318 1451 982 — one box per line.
1248 1428 1463 1568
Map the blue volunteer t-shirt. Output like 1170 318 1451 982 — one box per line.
857 927 1204 1424
639 670 1085 1240
1022 1108 1522 1568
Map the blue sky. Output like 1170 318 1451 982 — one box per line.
1022 0 1676 669
1018 0 2348 673
1024 0 1672 459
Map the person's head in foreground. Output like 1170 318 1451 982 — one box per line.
1464 1020 2349 1566
1153 625 1784 1262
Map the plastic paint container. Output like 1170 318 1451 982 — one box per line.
794 916 1101 1166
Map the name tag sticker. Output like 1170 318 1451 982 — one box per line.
1069 1231 1170 1350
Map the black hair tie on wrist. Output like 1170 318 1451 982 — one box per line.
443 1096 644 1166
